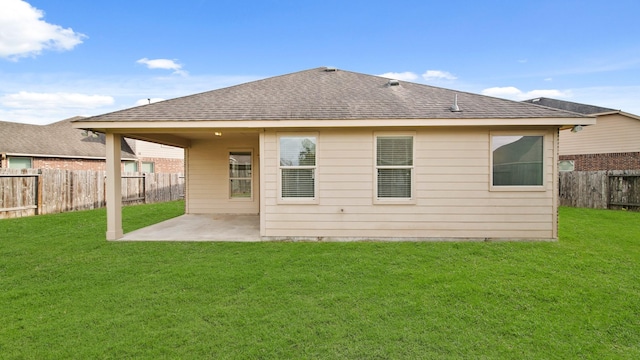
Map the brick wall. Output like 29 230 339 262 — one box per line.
33 157 108 171
560 152 640 171
138 157 185 173
3 156 184 173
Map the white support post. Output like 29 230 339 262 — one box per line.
259 130 266 238
105 133 123 240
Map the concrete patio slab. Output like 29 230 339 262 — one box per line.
119 214 260 241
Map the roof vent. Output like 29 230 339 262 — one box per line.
387 79 400 87
324 66 338 72
450 94 462 112
532 98 541 102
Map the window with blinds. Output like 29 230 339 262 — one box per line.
279 135 317 199
376 135 413 199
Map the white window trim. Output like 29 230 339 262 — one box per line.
228 148 254 201
373 131 416 204
277 132 319 204
489 131 547 192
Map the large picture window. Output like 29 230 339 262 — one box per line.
492 135 544 187
279 135 317 199
375 135 414 200
229 151 252 199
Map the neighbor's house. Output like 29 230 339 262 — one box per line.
0 117 184 172
130 140 184 173
74 67 593 241
523 97 640 171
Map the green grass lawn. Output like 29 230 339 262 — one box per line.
1 202 639 359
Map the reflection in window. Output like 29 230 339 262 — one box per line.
229 152 252 198
492 135 543 186
279 136 316 198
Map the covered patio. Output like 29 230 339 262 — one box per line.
119 214 261 241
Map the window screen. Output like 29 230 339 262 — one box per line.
279 136 316 198
376 136 413 199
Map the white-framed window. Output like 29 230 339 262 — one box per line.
8 156 32 169
374 133 415 202
123 161 138 172
141 162 155 173
278 133 317 202
558 160 575 172
229 151 252 199
491 133 545 190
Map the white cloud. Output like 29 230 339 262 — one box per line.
481 86 571 101
378 71 419 81
0 0 86 59
137 58 188 76
0 92 113 125
1 91 114 109
135 98 165 106
422 70 457 81
482 86 522 97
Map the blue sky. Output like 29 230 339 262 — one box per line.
1 0 639 124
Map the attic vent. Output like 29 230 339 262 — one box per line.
324 67 338 72
387 79 400 86
450 94 462 112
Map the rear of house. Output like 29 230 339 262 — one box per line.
74 67 592 241
256 127 556 240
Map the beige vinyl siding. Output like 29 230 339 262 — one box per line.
186 135 259 214
262 127 558 240
560 114 640 155
133 139 185 159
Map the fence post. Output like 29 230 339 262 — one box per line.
36 170 43 215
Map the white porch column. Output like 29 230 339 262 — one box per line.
105 133 123 240
259 130 266 238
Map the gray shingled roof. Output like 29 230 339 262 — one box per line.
0 117 136 159
82 67 586 122
522 97 617 115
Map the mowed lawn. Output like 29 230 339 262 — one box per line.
1 201 639 359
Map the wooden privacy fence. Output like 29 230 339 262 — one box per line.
559 170 640 210
0 169 184 219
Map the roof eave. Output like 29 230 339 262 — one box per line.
593 110 640 121
73 117 595 132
